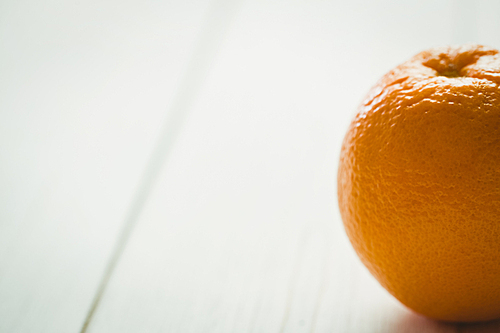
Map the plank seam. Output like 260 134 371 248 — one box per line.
79 1 241 331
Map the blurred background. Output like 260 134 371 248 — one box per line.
1 0 500 332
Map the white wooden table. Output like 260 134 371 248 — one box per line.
1 0 500 332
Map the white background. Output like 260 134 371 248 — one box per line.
1 0 500 332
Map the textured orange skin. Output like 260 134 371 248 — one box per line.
338 45 500 322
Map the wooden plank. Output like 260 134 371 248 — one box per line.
0 0 210 332
477 0 500 48
84 1 499 332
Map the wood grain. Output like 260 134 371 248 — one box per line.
3 0 500 332
82 1 486 332
0 0 210 332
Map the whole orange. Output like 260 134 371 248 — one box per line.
338 44 500 322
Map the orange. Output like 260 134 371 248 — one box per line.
338 44 500 322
